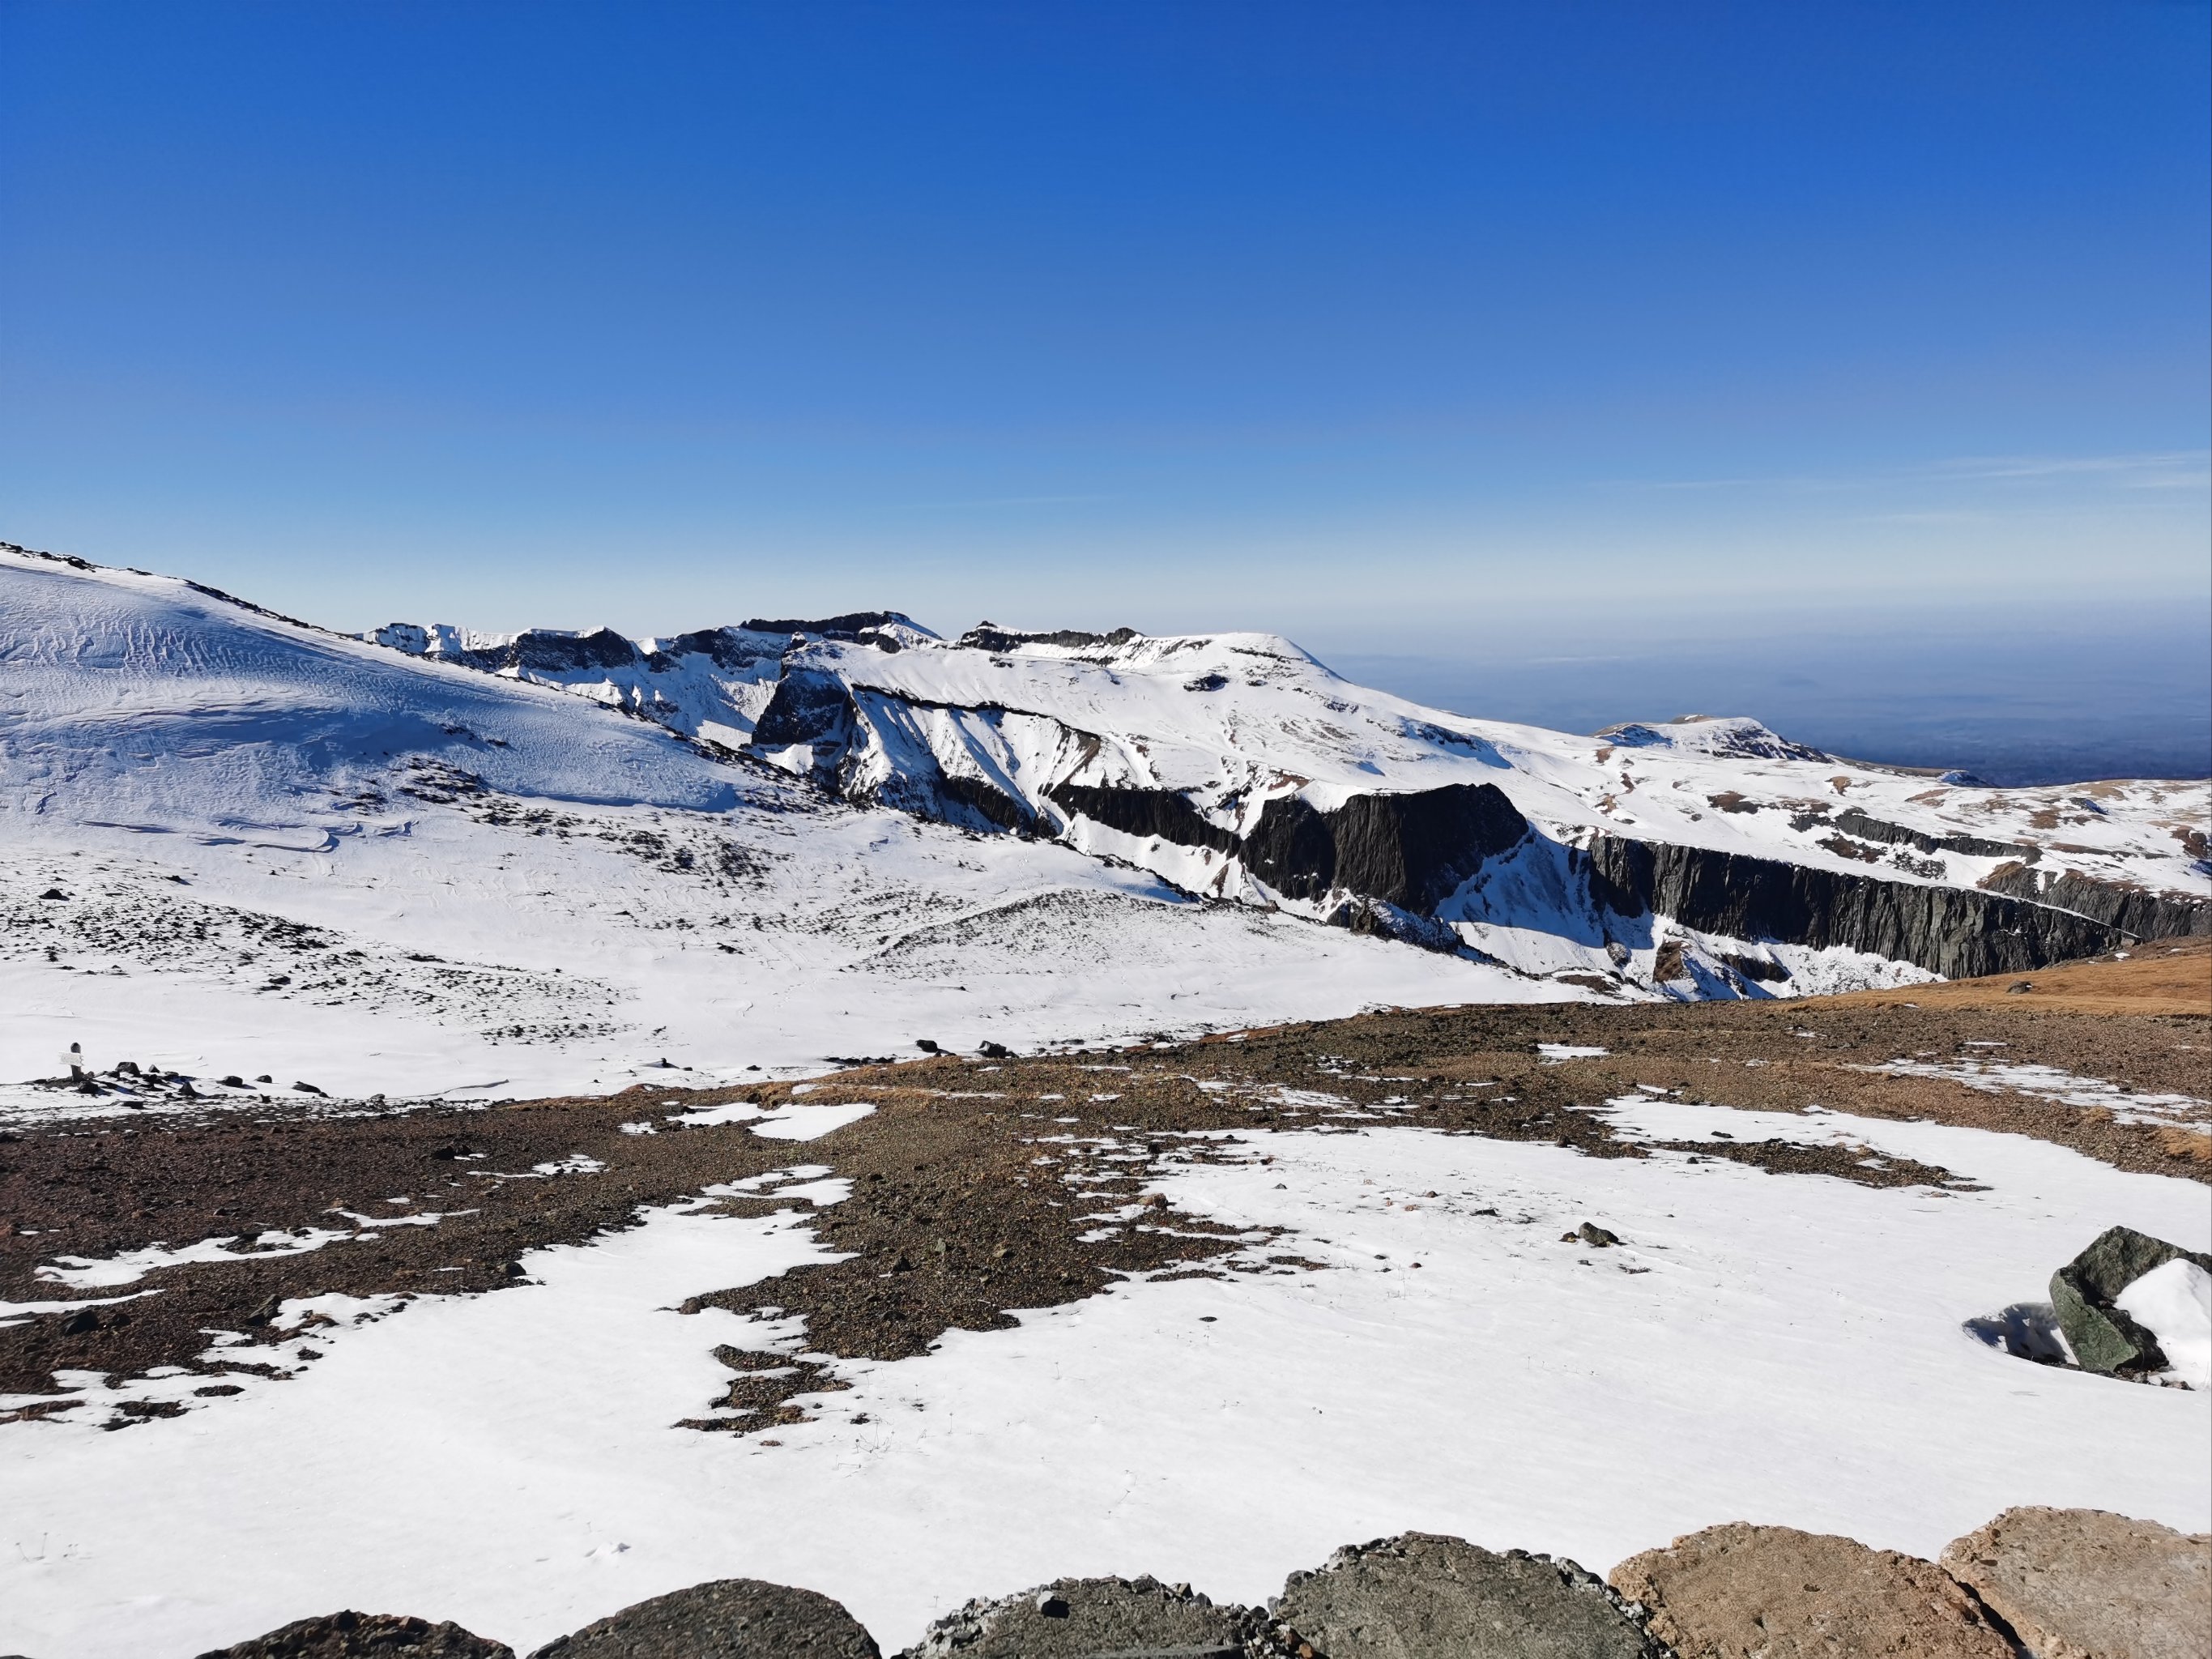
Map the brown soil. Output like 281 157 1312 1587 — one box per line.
5 953 2204 1430
1827 934 2211 1017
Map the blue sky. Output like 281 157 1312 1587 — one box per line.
2 2 2206 653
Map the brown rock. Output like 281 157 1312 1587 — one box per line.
1940 1506 2212 1659
1609 1523 2013 1657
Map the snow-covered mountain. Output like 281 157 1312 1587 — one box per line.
6 540 2206 1105
0 546 1564 1106
364 603 2211 996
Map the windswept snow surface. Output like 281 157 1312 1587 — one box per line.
2 550 1572 1102
2 1108 2206 1658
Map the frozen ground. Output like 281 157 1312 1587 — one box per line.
2 1104 2205 1658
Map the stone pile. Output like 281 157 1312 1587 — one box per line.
173 1507 2207 1659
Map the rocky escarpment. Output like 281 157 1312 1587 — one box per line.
1045 778 2201 979
1978 860 2212 942
1048 780 1531 914
1581 834 2184 980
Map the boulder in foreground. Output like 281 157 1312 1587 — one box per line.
1269 1532 1665 1658
2048 1226 2212 1380
527 1579 879 1658
898 1575 1250 1657
1941 1506 2212 1659
1609 1523 2012 1657
196 1610 514 1658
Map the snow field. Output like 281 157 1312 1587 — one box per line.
2 1107 2206 1659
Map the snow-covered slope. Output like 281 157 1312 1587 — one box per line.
1 548 1574 1104
734 621 2208 990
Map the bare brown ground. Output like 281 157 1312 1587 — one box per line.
1827 934 2211 1017
4 945 2205 1429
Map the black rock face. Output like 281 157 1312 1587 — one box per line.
741 612 914 641
1046 783 1241 855
1045 779 1530 917
1832 808 2031 862
752 669 859 749
1583 834 2160 979
955 623 1141 655
1978 862 2211 942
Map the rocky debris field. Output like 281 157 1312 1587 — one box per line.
176 1509 2209 1659
4 959 2206 1425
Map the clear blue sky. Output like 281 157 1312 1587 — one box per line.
2 2 2206 650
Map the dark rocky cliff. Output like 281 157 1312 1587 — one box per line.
1581 835 2197 979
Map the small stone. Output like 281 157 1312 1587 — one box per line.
1610 1523 2012 1658
1941 1506 2212 1659
1579 1223 1622 1247
914 1038 940 1054
40 888 66 901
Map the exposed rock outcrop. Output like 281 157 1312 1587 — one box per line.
1608 1524 2014 1658
1978 862 2211 942
1584 834 2146 979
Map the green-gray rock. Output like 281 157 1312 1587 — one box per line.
2049 1226 2212 1378
1268 1533 1671 1659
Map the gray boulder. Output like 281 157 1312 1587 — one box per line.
529 1580 879 1658
195 1610 514 1657
2049 1226 2212 1378
1266 1533 1669 1658
898 1576 1251 1657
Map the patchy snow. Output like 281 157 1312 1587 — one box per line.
2116 1259 2212 1390
35 1229 357 1291
1536 1043 1609 1061
748 1102 878 1142
1860 1059 2212 1132
0 1290 159 1331
2 1111 2206 1659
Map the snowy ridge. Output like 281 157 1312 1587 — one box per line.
359 611 936 751
6 540 2208 1108
737 617 2209 987
1 546 1567 1102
